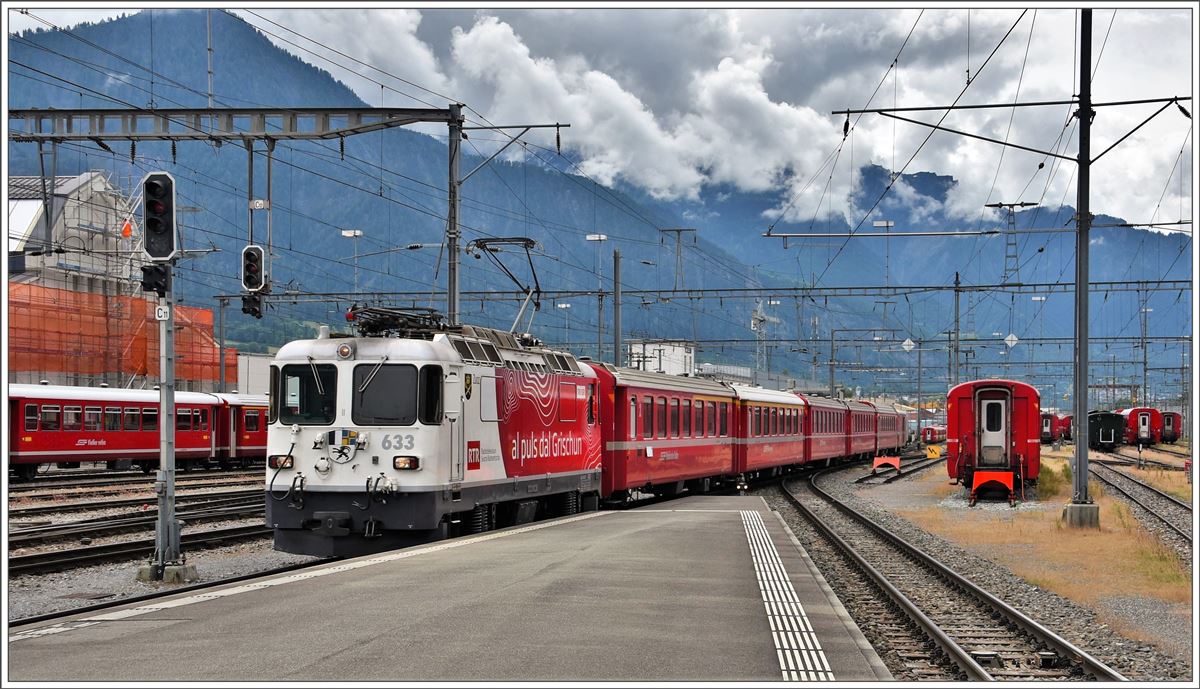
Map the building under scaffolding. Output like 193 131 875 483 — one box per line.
7 171 236 390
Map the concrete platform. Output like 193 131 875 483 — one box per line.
8 495 890 682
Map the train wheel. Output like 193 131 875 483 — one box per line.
12 464 40 482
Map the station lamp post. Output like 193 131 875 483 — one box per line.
557 302 572 347
340 229 363 294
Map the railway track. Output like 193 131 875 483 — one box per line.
9 499 266 547
782 469 1125 681
10 469 261 492
8 488 265 518
1088 463 1192 561
8 524 272 576
10 477 263 502
1109 447 1187 471
853 456 944 486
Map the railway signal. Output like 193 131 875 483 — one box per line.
242 293 263 319
139 264 171 297
141 172 178 261
241 245 267 292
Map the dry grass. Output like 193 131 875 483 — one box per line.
896 467 1193 615
1117 465 1194 504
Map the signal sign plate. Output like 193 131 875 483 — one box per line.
155 305 171 321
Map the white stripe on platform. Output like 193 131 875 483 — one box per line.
740 510 833 682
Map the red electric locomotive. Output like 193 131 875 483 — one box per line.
1161 411 1182 444
8 384 268 480
946 379 1041 506
1114 407 1162 446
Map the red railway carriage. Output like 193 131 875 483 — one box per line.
1060 415 1074 441
589 364 737 498
1040 412 1060 443
1114 407 1162 446
803 395 849 463
846 400 877 458
946 379 1041 506
1161 411 1182 444
731 385 807 480
868 402 907 455
921 426 947 444
8 384 268 479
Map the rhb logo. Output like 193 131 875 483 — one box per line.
467 441 481 471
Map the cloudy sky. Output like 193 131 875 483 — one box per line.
7 5 1197 230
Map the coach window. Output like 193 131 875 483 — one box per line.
353 364 418 426
63 406 83 431
656 397 667 438
40 406 61 431
643 397 653 439
753 407 761 436
694 402 704 436
143 408 159 432
105 407 121 431
707 401 716 436
669 398 679 437
198 408 209 431
720 402 729 436
177 408 192 431
84 407 102 431
682 400 692 436
770 408 778 435
245 410 260 432
419 365 444 425
280 363 338 425
124 408 140 431
24 404 39 431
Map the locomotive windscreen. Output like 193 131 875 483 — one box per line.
278 364 338 425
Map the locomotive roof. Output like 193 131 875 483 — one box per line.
9 384 227 405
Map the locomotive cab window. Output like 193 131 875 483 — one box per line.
418 365 444 425
353 364 418 426
279 363 338 425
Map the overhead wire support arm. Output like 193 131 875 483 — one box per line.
830 95 1190 116
1091 97 1188 163
877 112 1073 160
458 123 569 183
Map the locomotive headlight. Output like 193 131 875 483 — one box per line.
393 456 421 470
268 455 294 469
336 343 355 359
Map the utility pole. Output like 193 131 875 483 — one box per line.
586 233 607 359
217 297 227 393
953 272 961 386
659 228 697 290
1067 9 1099 528
613 249 623 367
1140 294 1151 406
447 103 463 326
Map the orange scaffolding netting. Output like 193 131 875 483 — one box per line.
8 283 237 387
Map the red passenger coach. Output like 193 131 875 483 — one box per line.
1161 411 1182 444
869 402 907 456
1060 414 1074 441
846 400 877 458
590 364 736 498
8 384 268 479
921 426 947 444
946 379 1041 506
804 396 849 463
731 385 807 481
1114 407 1162 446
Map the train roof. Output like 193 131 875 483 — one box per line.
797 394 849 411
729 385 804 405
9 384 224 405
947 378 1040 398
588 363 733 396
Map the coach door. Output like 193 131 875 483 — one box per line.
1138 412 1151 441
1165 414 1175 436
977 396 1008 468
